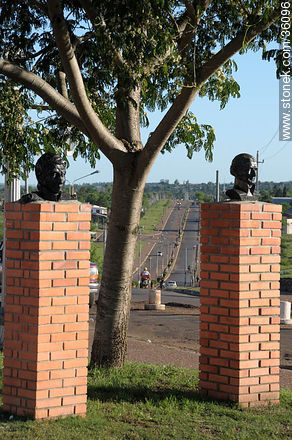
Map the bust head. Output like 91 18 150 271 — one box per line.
35 153 66 201
226 153 258 201
230 153 257 189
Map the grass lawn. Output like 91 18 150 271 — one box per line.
0 363 291 440
90 241 104 265
140 199 171 234
281 234 292 278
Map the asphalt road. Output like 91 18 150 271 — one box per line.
170 203 200 286
132 287 200 307
134 201 189 281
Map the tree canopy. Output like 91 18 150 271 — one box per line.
0 81 45 179
0 1 282 176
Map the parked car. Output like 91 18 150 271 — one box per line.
165 280 177 288
157 251 163 256
89 262 99 307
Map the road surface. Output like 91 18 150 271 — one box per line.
132 287 199 307
169 202 200 286
133 201 189 281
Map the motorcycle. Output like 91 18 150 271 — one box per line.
140 278 150 289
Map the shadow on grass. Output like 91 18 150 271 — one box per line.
87 383 229 408
88 383 199 403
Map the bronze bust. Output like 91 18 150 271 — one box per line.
225 153 258 201
20 153 72 203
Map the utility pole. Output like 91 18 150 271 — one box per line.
256 151 264 193
215 170 220 202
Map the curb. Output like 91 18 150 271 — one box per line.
164 288 200 297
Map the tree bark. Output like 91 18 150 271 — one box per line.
116 85 142 149
90 160 146 366
91 76 145 367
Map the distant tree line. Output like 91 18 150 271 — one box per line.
1 180 292 208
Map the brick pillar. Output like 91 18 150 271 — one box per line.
199 202 282 407
3 201 91 419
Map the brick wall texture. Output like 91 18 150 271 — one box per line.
199 202 282 407
3 201 91 419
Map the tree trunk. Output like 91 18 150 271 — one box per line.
116 86 141 146
90 160 146 367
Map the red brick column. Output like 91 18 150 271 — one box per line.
3 201 91 419
199 202 281 407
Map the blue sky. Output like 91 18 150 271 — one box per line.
31 49 291 186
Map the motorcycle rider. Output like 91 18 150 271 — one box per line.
140 267 151 287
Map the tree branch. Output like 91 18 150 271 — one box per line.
30 104 51 110
177 0 212 54
145 0 211 75
0 59 88 135
78 0 125 68
57 70 68 99
28 0 48 16
141 85 199 171
74 31 95 48
47 0 126 158
142 6 279 171
198 8 280 85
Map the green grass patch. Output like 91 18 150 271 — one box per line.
170 286 200 293
281 234 292 278
166 286 200 297
0 362 291 439
90 241 104 273
140 199 171 234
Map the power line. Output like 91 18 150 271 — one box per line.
263 141 290 160
259 128 279 154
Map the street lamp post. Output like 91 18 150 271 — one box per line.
67 169 104 253
156 254 159 279
138 227 143 283
69 170 100 196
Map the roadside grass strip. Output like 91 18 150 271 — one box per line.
281 234 292 278
140 200 172 234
